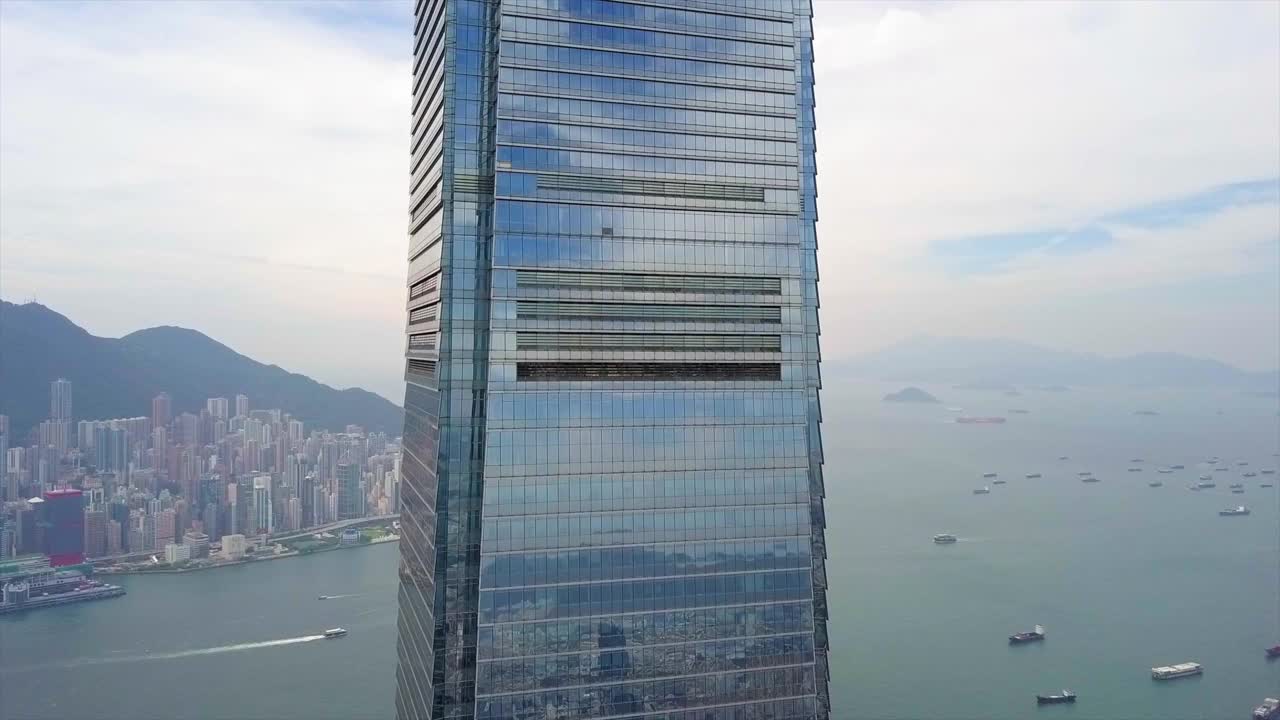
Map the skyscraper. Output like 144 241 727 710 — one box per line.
152 392 173 430
235 394 250 418
206 397 229 421
395 2 827 719
42 489 85 566
252 474 272 536
336 462 361 521
50 378 72 420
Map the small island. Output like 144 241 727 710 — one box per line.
883 386 941 403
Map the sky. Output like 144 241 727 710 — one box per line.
1 0 1277 401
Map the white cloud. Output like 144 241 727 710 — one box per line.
1 1 1276 400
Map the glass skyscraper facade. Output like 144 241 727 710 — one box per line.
397 1 827 718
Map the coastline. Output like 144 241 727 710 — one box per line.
102 536 399 576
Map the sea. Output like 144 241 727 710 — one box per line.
2 381 1278 720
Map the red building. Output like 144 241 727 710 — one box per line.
42 489 85 566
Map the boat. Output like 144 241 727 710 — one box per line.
983 472 998 478
1025 473 1042 479
1207 458 1220 464
1263 484 1275 489
1238 461 1249 466
1009 624 1046 644
323 628 348 639
1157 468 1173 474
992 479 1007 485
1036 690 1076 705
957 416 1007 424
1255 698 1280 720
1151 662 1202 680
1188 485 1201 492
1171 464 1185 470
1077 471 1094 477
1229 483 1245 489
1220 506 1250 516
1244 471 1258 477
1148 481 1163 487
933 534 958 544
1081 476 1100 483
1266 645 1280 658
1262 469 1276 475
318 595 333 600
1197 479 1216 489
1058 456 1070 460
973 486 991 495
1232 489 1245 494
1130 458 1144 463
1127 467 1143 473
1215 467 1229 472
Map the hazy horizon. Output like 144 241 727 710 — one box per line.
2 0 1277 399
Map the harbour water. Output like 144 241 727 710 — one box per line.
2 382 1277 719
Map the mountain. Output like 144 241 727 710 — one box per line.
0 301 403 440
829 336 1280 390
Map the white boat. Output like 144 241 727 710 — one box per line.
1152 662 1202 680
973 486 991 495
324 628 348 639
1219 506 1250 516
1157 468 1173 474
933 534 958 544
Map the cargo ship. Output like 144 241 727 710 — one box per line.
1009 624 1045 644
1255 698 1280 720
1036 690 1076 705
1265 645 1280 659
1151 662 1202 680
957 417 1007 424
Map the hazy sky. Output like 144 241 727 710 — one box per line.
2 1 1277 401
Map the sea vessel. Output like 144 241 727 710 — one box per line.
1130 458 1144 463
1025 473 1042 479
973 486 991 495
1262 469 1276 475
1058 455 1070 460
1207 458 1220 464
1229 483 1245 489
1127 467 1143 473
1081 476 1100 483
1036 690 1076 705
1151 662 1202 680
992 479 1007 485
1215 467 1229 472
1232 488 1245 494
1171 464 1186 470
318 595 332 600
1157 468 1172 474
1238 461 1249 466
1219 506 1250 516
983 472 998 478
1265 645 1280 658
1254 698 1280 720
1262 484 1275 489
1148 481 1163 487
957 416 1007 424
933 534 958 544
1077 471 1093 477
1197 479 1216 489
1009 625 1046 644
324 628 348 639
1244 471 1258 477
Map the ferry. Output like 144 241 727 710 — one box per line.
1025 473 1042 479
1255 698 1280 720
1009 625 1046 644
983 472 998 478
1036 690 1076 705
1148 481 1163 487
973 486 991 495
933 534 958 544
323 628 348 639
1219 506 1250 516
1151 662 1202 680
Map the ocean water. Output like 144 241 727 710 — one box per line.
2 381 1277 720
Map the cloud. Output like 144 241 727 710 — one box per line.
1 0 1277 402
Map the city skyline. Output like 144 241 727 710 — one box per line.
1 1 1276 404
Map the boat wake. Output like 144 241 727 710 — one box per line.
2 635 327 673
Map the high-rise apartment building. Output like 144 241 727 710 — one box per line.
395 2 827 718
336 462 362 521
206 397 230 421
152 392 173 430
51 378 72 420
234 394 250 418
252 474 272 536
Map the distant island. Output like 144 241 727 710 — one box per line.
883 387 940 403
